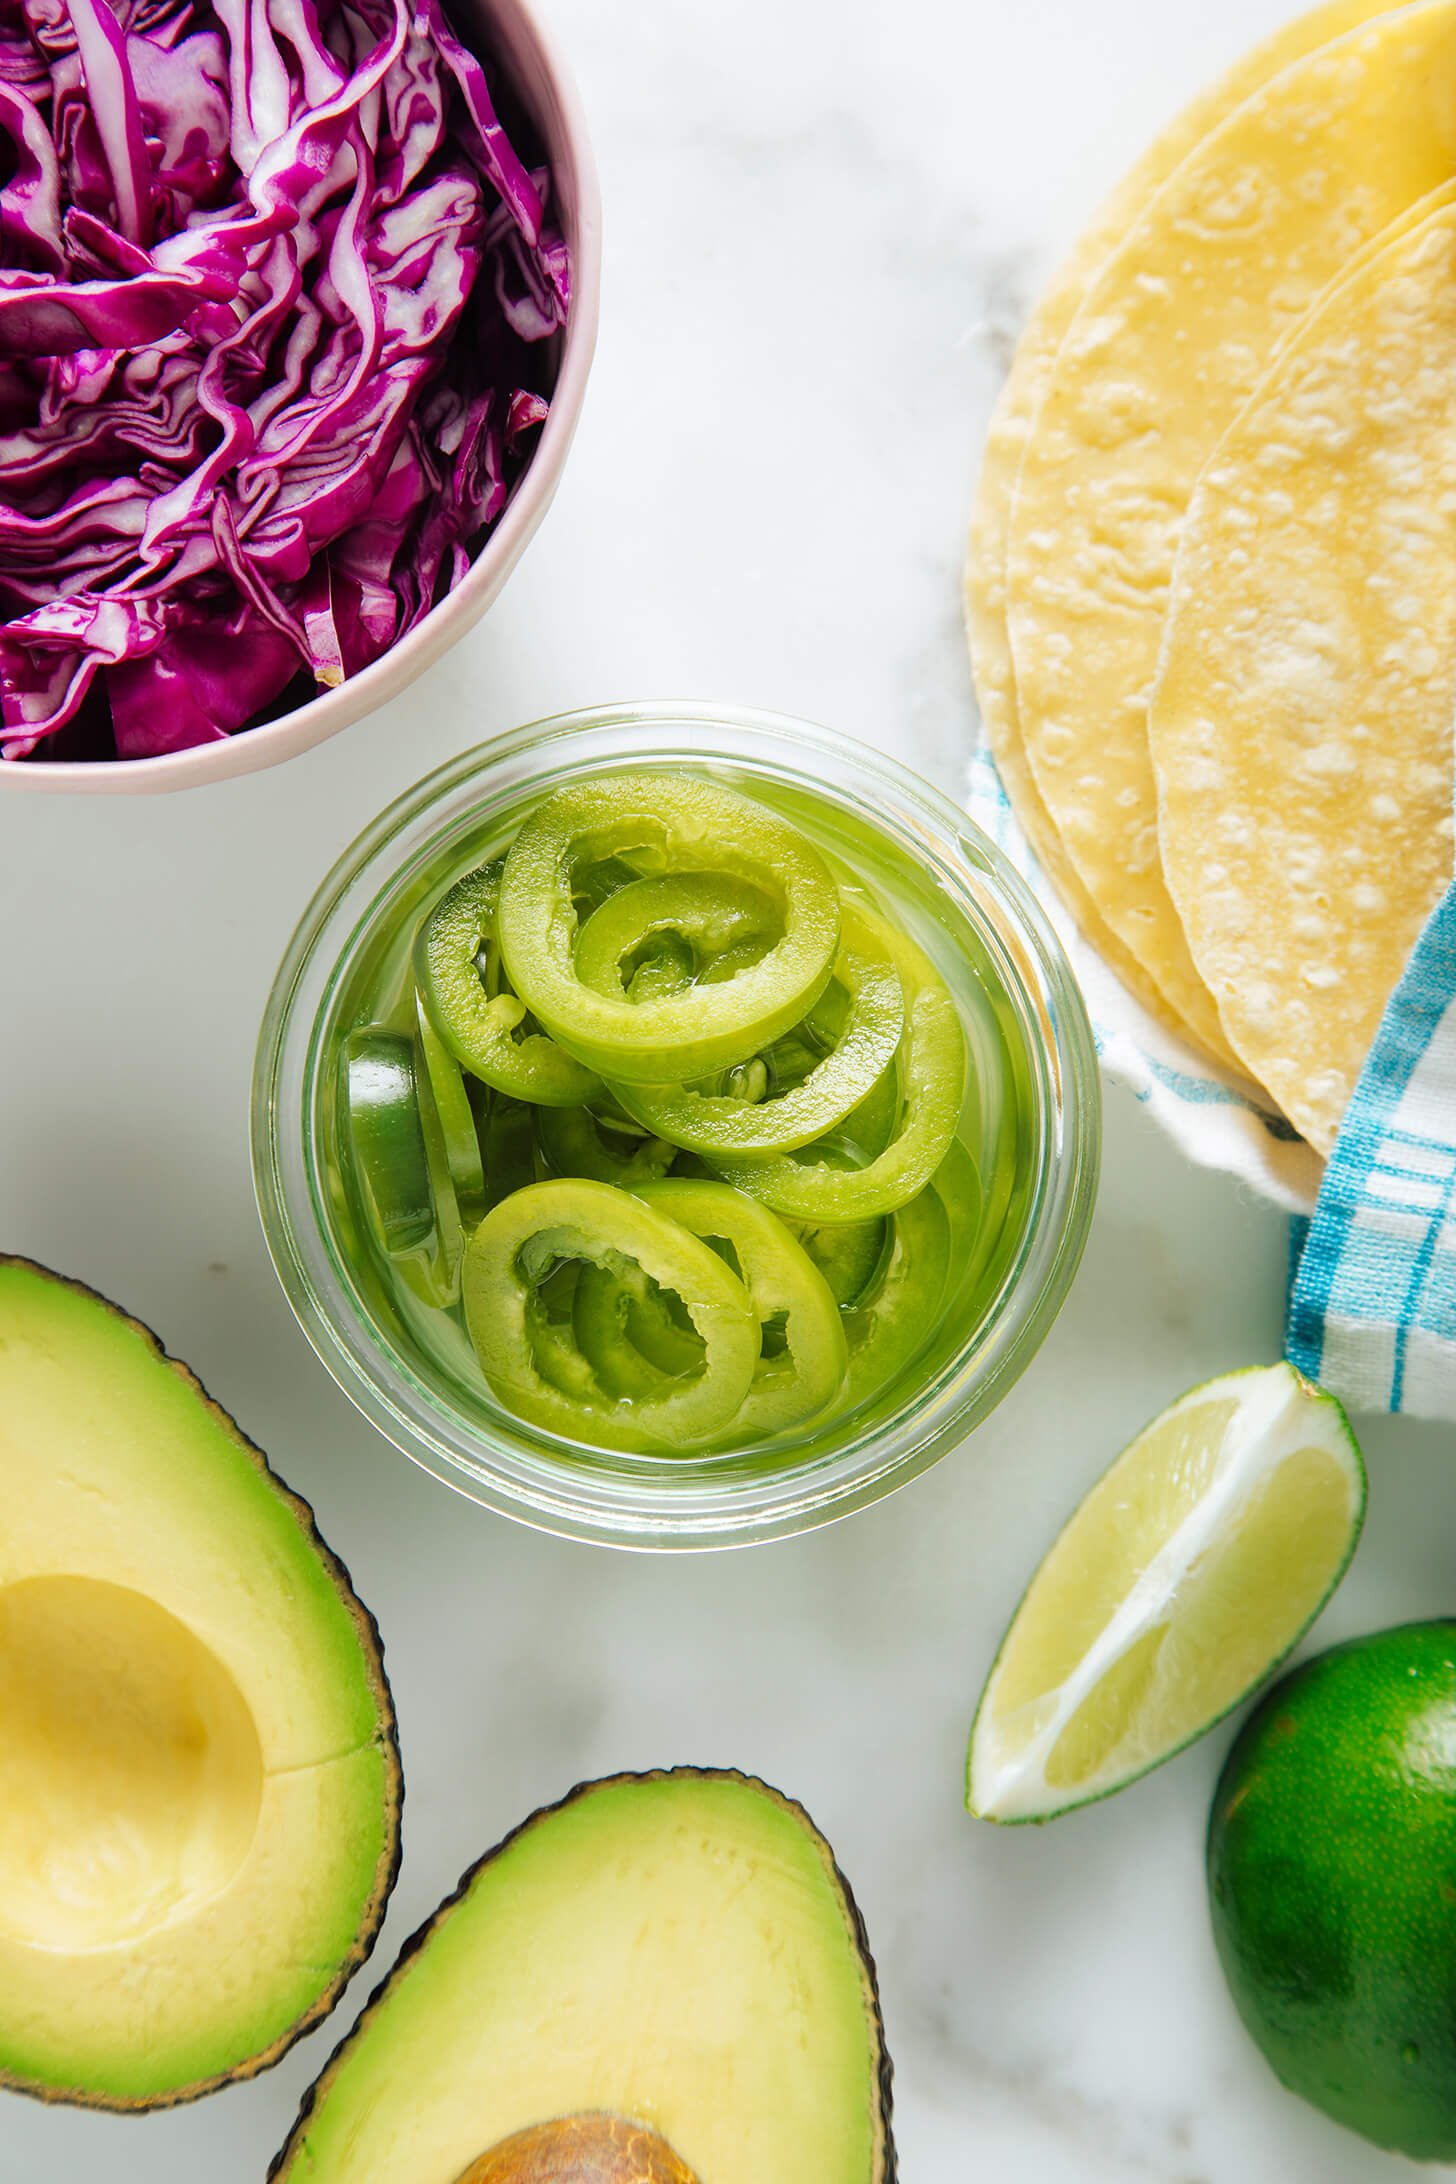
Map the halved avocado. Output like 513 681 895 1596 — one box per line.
0 1258 401 2109
272 1769 895 2183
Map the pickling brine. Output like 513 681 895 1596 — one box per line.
317 762 1039 1463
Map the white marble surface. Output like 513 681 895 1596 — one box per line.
1 0 1453 2176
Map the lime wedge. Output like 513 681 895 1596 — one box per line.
967 1363 1366 1824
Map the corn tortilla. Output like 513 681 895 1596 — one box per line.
1149 191 1456 1154
966 0 1396 1062
1002 0 1456 1063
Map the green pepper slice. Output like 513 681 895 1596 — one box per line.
926 1133 988 1318
584 1270 704 1385
462 1179 759 1452
618 928 695 1004
641 1179 848 1437
574 1179 847 1439
415 991 487 1229
495 774 841 1084
840 1182 952 1409
481 1092 538 1210
568 1264 693 1402
343 1029 462 1308
524 1260 600 1401
706 911 966 1221
794 1214 888 1308
535 1103 679 1188
931 1136 984 1255
838 1054 900 1160
344 1030 432 1255
572 853 652 916
574 872 780 1001
417 864 602 1108
609 902 905 1158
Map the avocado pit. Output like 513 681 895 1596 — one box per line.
457 2114 700 2184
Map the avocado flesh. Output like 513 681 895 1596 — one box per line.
274 1770 894 2184
0 1259 400 2107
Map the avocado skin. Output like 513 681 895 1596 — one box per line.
269 1768 897 2183
0 1256 404 2114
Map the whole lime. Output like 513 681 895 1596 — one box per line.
1208 1622 1456 2160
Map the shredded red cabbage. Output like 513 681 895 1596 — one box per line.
0 0 567 760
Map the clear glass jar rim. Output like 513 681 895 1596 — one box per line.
252 702 1101 1550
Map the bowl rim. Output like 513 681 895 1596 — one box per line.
0 0 603 797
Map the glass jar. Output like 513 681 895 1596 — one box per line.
252 703 1100 1548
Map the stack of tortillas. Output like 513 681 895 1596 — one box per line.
968 0 1456 1161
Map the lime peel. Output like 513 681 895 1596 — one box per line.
967 1362 1366 1824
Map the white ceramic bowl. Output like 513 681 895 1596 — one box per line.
0 0 601 797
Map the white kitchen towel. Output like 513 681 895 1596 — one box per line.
1286 889 1456 1422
